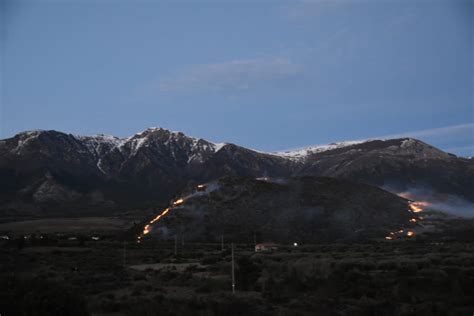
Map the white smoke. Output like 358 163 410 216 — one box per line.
427 195 474 218
389 186 474 218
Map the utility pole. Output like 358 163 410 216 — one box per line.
122 239 126 268
174 235 178 256
231 242 235 294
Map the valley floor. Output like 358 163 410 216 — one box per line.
1 238 474 315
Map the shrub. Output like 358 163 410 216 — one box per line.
1 277 90 316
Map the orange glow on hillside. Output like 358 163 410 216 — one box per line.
398 192 413 200
150 208 170 224
138 206 173 240
173 199 184 206
143 224 150 235
409 203 423 213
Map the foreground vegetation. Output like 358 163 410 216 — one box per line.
1 236 473 316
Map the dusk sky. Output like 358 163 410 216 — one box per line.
1 0 473 156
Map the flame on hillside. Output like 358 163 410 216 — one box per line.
409 201 431 213
397 192 432 213
173 199 184 206
136 183 220 242
383 193 429 241
150 208 170 224
137 198 185 242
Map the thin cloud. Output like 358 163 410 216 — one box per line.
381 123 474 140
151 57 301 95
286 0 350 20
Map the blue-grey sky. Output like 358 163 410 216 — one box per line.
1 0 473 156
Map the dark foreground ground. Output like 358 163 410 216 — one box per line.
1 238 474 316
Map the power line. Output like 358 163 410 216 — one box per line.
231 242 235 294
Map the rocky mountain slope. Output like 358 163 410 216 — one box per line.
290 138 474 200
0 127 472 217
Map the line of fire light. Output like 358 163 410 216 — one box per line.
137 185 206 243
138 206 174 242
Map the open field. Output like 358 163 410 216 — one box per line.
0 217 137 236
1 237 474 315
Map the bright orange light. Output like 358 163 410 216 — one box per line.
150 208 170 224
409 203 423 213
407 231 414 237
409 218 417 223
398 229 404 233
385 236 393 240
173 198 184 206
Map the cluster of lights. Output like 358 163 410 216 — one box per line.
385 200 425 241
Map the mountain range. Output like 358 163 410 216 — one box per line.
1 127 472 217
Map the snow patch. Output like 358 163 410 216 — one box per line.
400 138 417 148
128 136 149 156
212 142 227 152
78 134 126 154
272 140 367 159
13 131 43 154
96 158 106 174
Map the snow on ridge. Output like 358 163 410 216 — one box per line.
12 131 44 154
137 127 230 154
76 127 231 157
270 137 423 159
78 134 126 158
127 136 149 156
272 140 368 159
118 127 228 159
211 142 227 152
78 134 125 147
16 130 45 137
